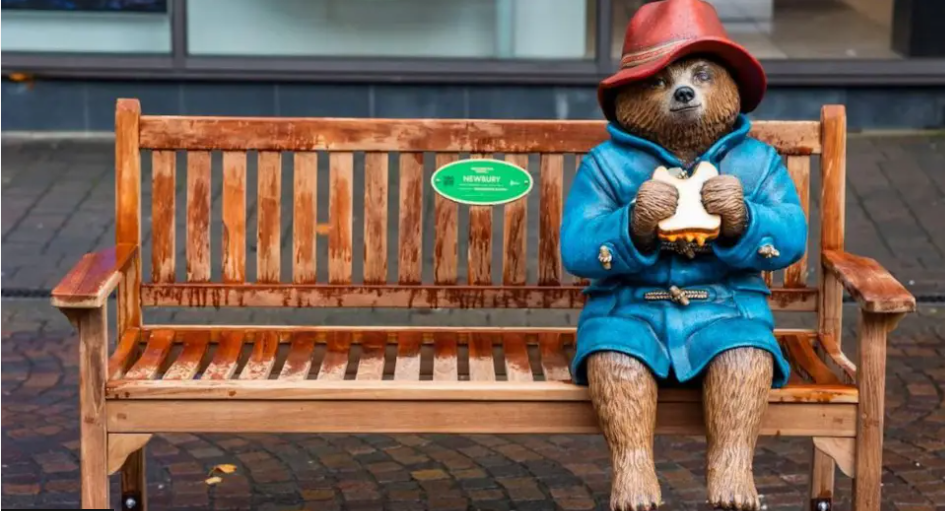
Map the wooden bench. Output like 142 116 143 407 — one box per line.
52 99 915 511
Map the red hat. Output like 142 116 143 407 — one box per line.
599 0 767 122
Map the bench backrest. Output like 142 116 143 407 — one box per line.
115 100 846 322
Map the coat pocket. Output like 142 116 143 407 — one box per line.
731 288 775 328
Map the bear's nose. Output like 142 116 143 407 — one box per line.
673 86 695 103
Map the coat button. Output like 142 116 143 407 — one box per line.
758 244 780 259
598 245 613 270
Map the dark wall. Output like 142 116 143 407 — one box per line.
3 78 945 131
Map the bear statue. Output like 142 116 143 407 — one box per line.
560 1 808 509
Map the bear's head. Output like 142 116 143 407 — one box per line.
613 56 741 165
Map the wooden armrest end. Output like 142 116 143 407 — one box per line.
51 244 137 309
822 249 916 314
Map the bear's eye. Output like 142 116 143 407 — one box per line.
649 76 667 89
694 69 712 82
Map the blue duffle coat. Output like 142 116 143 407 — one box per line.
561 115 807 388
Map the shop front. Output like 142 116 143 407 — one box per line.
2 0 944 130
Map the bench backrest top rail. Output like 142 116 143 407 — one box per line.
114 99 846 313
138 115 822 155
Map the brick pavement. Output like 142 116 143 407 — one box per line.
2 135 945 510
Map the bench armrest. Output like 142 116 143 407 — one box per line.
822 249 916 314
51 244 137 309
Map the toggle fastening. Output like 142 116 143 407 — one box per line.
598 245 613 270
643 285 708 306
758 244 780 259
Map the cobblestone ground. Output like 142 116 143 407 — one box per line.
2 136 945 510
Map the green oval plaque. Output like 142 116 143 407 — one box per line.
431 158 533 206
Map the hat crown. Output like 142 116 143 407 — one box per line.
622 0 730 56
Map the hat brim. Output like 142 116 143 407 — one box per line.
599 37 767 123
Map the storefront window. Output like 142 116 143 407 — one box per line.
612 0 900 59
186 0 595 60
0 0 171 54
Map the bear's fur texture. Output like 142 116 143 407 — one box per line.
592 56 772 511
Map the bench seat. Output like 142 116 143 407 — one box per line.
104 327 858 436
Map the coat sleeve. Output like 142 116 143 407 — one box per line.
560 153 659 279
713 149 808 272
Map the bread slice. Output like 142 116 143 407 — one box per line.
652 161 721 246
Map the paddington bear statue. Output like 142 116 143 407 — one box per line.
560 1 808 510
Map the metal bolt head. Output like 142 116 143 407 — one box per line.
816 501 830 511
125 497 138 509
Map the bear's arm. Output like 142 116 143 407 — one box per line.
713 149 808 272
560 153 659 279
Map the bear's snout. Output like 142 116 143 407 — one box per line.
673 86 696 104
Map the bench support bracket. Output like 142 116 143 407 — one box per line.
108 433 152 476
813 437 855 478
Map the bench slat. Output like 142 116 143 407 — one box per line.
108 329 142 380
784 155 811 288
433 332 459 381
107 401 855 436
124 329 175 380
539 332 571 382
363 152 388 285
394 332 422 381
140 284 818 310
163 331 210 380
293 152 318 284
356 332 387 381
539 154 563 286
278 332 316 381
503 333 533 382
398 152 424 285
468 333 496 381
239 331 280 380
107 380 857 405
329 152 354 284
139 117 823 155
201 331 245 380
318 332 351 380
572 155 590 288
186 151 211 282
468 154 493 286
151 151 176 283
433 153 459 285
503 154 529 286
222 151 247 283
257 151 282 283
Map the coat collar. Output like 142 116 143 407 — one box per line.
606 114 752 169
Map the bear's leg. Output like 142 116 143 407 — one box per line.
588 351 661 511
703 347 773 510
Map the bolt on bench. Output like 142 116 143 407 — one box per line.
52 99 915 510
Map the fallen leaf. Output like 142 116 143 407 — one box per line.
205 476 222 486
213 464 237 474
315 223 331 235
8 73 33 82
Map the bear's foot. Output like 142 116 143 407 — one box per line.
610 468 661 511
706 468 760 511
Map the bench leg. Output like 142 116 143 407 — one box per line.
853 311 896 511
121 448 147 511
809 444 836 510
75 307 109 509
